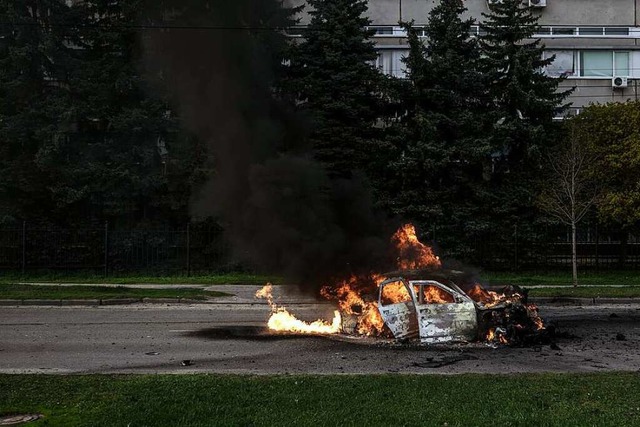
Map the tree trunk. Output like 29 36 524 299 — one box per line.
572 222 578 287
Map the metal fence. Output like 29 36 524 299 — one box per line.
462 224 640 271
1 223 639 275
0 223 234 276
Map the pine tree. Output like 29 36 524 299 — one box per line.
286 0 386 178
0 0 78 223
390 1 492 258
0 0 206 226
477 0 573 256
479 0 571 168
35 0 193 226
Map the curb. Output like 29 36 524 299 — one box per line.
530 297 640 305
0 298 209 306
0 297 639 307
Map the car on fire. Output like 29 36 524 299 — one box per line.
339 270 548 345
376 276 478 343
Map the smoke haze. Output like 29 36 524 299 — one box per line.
140 0 392 291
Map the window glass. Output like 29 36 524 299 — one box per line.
544 51 575 77
605 27 629 36
553 27 575 35
579 27 603 36
370 26 392 35
381 281 412 306
376 50 408 78
614 52 630 76
581 51 613 77
376 51 393 75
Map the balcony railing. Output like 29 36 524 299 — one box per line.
287 25 640 39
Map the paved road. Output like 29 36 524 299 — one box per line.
1 301 639 374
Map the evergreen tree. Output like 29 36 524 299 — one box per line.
286 0 386 178
0 0 78 223
479 0 571 172
390 1 492 259
0 0 204 226
55 0 197 226
477 0 572 254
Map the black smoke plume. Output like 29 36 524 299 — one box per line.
140 0 393 291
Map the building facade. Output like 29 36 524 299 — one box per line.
286 0 640 114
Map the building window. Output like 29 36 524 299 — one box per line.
376 49 409 78
543 50 575 77
615 52 630 76
579 51 630 77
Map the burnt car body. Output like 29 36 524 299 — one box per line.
339 270 546 345
376 276 478 343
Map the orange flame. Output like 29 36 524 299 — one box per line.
319 224 451 336
320 275 386 336
486 328 508 345
392 224 441 270
256 224 545 344
422 285 455 304
256 284 341 334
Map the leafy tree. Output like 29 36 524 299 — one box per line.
285 0 387 178
538 125 599 286
388 1 492 259
571 102 640 229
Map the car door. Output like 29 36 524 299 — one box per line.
411 281 478 344
377 278 419 339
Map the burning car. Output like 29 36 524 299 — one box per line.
339 270 548 346
256 224 550 346
365 275 478 343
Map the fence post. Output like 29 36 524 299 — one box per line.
103 221 109 277
514 224 518 271
186 222 191 277
21 221 26 275
595 223 599 271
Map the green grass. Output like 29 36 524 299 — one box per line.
0 272 281 285
482 270 640 287
0 285 230 300
529 286 640 298
1 374 639 426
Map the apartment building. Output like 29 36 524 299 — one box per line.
286 0 640 114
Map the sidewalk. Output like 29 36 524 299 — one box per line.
1 282 639 306
0 283 328 306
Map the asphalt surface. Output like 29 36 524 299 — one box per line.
1 299 639 375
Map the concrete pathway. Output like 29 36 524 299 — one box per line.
5 282 640 306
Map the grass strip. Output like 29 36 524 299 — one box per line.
0 285 229 300
482 271 640 287
0 273 280 285
1 373 639 426
529 286 640 298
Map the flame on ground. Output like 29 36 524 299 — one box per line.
256 284 341 334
